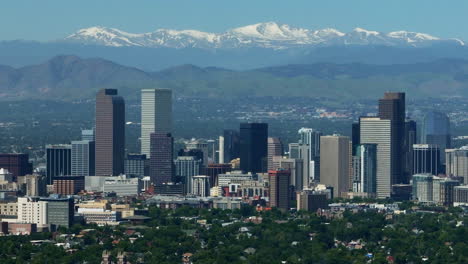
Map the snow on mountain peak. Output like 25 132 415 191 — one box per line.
64 23 464 49
352 28 380 36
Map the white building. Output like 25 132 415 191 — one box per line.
17 197 48 225
103 175 142 196
141 88 172 158
218 171 256 187
192 175 210 197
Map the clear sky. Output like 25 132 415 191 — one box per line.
1 0 467 41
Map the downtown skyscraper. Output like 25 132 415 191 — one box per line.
95 89 125 176
378 92 406 184
150 132 174 185
240 123 268 173
141 89 172 158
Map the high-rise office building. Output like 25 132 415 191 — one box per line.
141 89 172 158
352 144 377 195
95 89 125 176
422 111 451 163
218 136 225 163
17 174 47 197
71 140 95 176
81 129 95 141
150 132 174 185
351 122 360 155
205 163 232 187
360 117 393 198
223 130 240 163
46 144 72 185
39 196 74 228
319 135 351 198
124 154 148 177
273 157 304 191
267 137 283 171
268 170 290 210
240 123 268 173
298 128 322 183
298 128 321 157
413 144 440 175
445 147 468 184
186 139 209 166
175 156 202 193
404 120 417 181
288 143 300 159
0 154 33 181
379 92 405 184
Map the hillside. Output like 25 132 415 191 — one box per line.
1 55 468 101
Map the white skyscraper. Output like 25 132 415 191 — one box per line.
360 117 392 199
141 89 172 157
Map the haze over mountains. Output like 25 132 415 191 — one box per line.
2 22 468 71
2 55 468 101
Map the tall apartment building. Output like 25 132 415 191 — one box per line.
95 89 125 176
141 89 172 158
360 117 393 198
319 135 350 198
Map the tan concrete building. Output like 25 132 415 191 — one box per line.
319 135 351 198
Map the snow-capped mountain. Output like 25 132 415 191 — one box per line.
63 22 464 49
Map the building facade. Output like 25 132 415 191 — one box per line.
141 89 172 158
267 137 283 171
360 117 393 198
150 132 174 185
240 123 268 173
319 135 351 198
71 140 95 176
95 89 125 176
268 170 290 210
413 144 440 175
46 144 72 184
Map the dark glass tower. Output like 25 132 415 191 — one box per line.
46 144 72 185
150 132 174 185
240 123 268 173
422 111 451 163
379 92 405 184
223 129 240 163
404 120 417 180
95 89 125 176
351 122 360 156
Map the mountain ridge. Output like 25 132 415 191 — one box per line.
63 22 465 49
2 55 468 101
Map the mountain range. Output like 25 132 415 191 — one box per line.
2 22 468 71
2 55 468 101
64 22 464 49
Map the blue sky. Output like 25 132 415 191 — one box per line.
1 0 467 41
